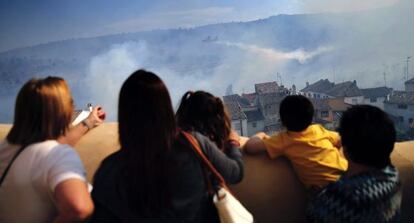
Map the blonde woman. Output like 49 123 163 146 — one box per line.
0 77 105 223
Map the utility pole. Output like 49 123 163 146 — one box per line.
407 56 411 80
383 63 388 87
276 72 282 86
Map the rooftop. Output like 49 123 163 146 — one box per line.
325 81 362 97
224 101 247 120
242 93 258 105
255 82 279 94
361 86 393 99
405 77 414 84
223 94 251 107
301 79 335 93
244 109 265 122
386 91 414 105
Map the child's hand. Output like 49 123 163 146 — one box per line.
255 132 270 140
229 130 240 142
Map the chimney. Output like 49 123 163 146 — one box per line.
306 82 309 87
353 80 357 85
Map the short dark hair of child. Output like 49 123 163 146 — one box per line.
279 95 314 132
339 105 396 169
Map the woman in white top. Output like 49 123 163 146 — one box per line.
0 77 105 223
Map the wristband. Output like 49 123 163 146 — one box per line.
81 119 92 130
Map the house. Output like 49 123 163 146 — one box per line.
242 93 258 106
244 107 265 136
255 82 280 94
405 77 414 92
311 98 351 130
384 91 414 129
300 79 335 99
325 81 363 105
360 86 393 110
224 100 248 136
301 79 363 105
223 94 252 108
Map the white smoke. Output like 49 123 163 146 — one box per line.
85 40 327 120
294 0 414 89
216 41 333 64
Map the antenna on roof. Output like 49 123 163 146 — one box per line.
406 56 411 81
276 72 282 86
383 63 388 87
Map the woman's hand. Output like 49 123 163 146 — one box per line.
83 106 106 129
58 106 106 146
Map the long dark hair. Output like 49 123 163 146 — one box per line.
176 91 231 150
118 69 176 216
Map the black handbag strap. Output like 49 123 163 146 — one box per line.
0 145 26 187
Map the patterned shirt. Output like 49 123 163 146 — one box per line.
307 165 402 223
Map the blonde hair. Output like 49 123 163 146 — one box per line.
7 77 74 145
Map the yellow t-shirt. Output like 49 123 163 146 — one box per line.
263 124 348 189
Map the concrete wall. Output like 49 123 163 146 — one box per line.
1 123 414 223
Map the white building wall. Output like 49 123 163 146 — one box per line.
361 97 387 110
300 91 332 99
247 120 265 137
231 119 249 137
344 96 364 105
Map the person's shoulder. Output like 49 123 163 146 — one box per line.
93 150 124 184
189 131 215 147
25 140 70 161
308 124 326 132
99 150 123 168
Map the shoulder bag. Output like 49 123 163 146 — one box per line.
181 131 254 223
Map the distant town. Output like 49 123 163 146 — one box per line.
223 77 414 141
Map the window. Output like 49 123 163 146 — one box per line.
398 104 408 109
370 98 377 103
321 111 329 118
409 118 413 124
252 122 257 128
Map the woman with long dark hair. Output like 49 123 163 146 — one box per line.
91 70 243 223
176 91 235 151
175 90 245 220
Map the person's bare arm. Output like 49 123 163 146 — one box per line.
243 132 270 154
58 106 106 146
52 179 94 223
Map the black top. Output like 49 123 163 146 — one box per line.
90 131 244 223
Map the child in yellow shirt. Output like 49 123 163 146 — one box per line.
244 95 348 189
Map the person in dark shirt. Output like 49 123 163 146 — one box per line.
174 90 245 222
90 70 243 223
307 105 402 223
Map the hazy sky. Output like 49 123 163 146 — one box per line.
0 0 399 52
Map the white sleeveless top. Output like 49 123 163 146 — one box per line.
0 140 88 223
